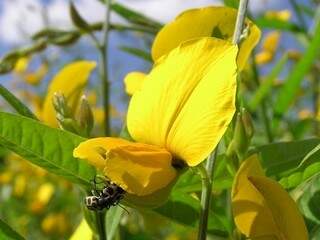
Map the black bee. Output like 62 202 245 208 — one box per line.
85 177 125 211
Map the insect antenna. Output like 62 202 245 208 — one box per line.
118 204 130 215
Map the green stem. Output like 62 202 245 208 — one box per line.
197 149 218 240
312 73 320 136
95 211 107 240
232 0 249 45
251 57 274 142
99 0 112 136
288 0 307 30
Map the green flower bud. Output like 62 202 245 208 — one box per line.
52 92 71 117
227 108 254 161
78 95 94 137
240 108 254 139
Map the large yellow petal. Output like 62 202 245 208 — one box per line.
232 155 308 240
41 61 96 127
74 137 177 196
127 38 237 166
124 71 147 95
151 6 260 70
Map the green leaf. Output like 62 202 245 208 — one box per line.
280 162 320 189
296 174 320 226
274 20 320 118
154 190 229 237
106 207 124 240
69 2 91 32
255 17 304 32
253 138 320 176
110 3 162 30
223 0 239 8
311 226 320 240
119 46 152 62
0 112 95 187
0 84 37 120
249 53 288 111
0 219 24 240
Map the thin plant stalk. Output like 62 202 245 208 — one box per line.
88 0 112 136
197 149 219 240
197 0 249 239
232 0 249 45
95 210 107 240
99 0 112 136
251 57 274 142
87 1 112 239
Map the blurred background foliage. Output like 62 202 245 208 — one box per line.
0 0 320 239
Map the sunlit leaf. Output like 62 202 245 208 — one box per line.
296 174 320 228
253 138 320 176
0 84 37 120
0 112 95 187
0 219 24 240
106 207 124 240
110 3 162 30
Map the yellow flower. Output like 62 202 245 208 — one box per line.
124 72 147 95
41 213 69 235
14 57 29 73
23 63 48 85
232 155 308 240
74 38 238 203
41 61 96 127
13 174 27 197
14 57 49 85
265 10 292 22
30 182 55 213
124 6 260 95
152 6 260 70
255 31 281 65
0 171 12 184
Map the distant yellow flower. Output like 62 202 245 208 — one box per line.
298 109 313 120
232 155 308 240
124 6 260 95
23 63 49 85
74 38 238 202
13 174 27 197
37 183 55 204
0 171 12 184
14 57 48 85
41 213 69 235
14 57 29 73
265 10 292 22
41 61 96 127
255 31 281 65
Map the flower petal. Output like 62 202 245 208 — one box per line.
74 137 177 196
73 137 130 170
232 155 308 240
42 61 96 127
127 38 237 166
124 71 147 95
151 6 260 70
